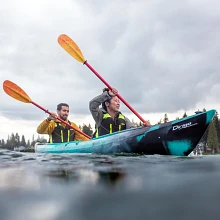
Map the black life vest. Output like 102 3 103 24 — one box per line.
94 112 126 137
49 121 75 143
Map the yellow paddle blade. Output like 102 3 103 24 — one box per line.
58 34 86 63
3 80 32 103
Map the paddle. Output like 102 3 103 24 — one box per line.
58 34 149 125
3 80 91 139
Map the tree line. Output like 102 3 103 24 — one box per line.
1 110 220 153
0 124 94 150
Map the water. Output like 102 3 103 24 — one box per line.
0 149 220 220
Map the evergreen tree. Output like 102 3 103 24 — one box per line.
37 135 47 143
27 140 31 148
213 112 220 144
31 134 36 147
203 108 206 112
6 138 10 149
41 137 48 143
15 133 20 146
10 133 16 149
182 112 187 118
20 135 26 147
82 124 93 137
2 139 5 148
157 119 162 124
163 114 169 123
207 121 219 153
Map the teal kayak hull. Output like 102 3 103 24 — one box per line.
35 109 216 156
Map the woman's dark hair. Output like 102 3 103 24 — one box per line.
102 99 111 111
57 103 69 111
102 88 111 111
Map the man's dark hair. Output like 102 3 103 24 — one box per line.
57 103 69 111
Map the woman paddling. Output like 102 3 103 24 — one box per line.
89 88 150 138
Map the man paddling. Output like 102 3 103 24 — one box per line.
89 88 150 137
37 103 89 143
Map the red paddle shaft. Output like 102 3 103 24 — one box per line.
84 61 146 123
31 101 91 139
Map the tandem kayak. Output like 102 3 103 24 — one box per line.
35 109 216 156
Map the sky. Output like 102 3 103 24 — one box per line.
0 0 220 141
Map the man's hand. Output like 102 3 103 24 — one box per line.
47 113 57 121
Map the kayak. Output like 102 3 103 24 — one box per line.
35 109 216 156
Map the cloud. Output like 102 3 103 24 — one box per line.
1 0 220 139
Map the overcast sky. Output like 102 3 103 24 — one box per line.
1 0 220 141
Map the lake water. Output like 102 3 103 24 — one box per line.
0 149 220 220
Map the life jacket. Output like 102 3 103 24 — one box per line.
49 121 75 143
94 112 126 137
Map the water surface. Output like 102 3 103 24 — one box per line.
0 149 219 220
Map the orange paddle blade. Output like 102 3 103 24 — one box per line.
3 80 32 103
58 34 86 63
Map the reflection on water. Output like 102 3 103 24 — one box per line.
0 149 220 220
